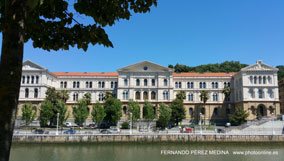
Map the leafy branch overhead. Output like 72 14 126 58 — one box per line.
0 0 157 51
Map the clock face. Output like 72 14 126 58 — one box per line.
143 66 148 71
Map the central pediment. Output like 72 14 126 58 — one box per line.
117 61 173 73
241 60 278 72
22 60 46 71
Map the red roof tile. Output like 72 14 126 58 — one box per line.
173 72 236 77
52 72 118 77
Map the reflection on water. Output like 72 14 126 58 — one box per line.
10 143 284 161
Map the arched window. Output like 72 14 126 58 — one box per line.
163 91 169 100
111 81 114 88
164 79 168 86
211 82 215 88
25 88 29 98
135 91 141 100
179 82 182 88
258 76 262 84
124 79 128 86
27 76 30 84
98 93 104 101
76 81 80 88
268 89 274 98
215 82 218 88
34 88 38 98
151 91 156 100
60 81 64 88
22 76 25 84
203 82 206 88
213 107 219 116
123 91 129 100
89 82 92 88
73 81 76 88
213 93 218 101
136 79 140 86
151 79 155 86
258 89 264 99
144 79 148 86
189 108 193 116
64 81 67 88
191 82 194 88
36 76 39 84
249 76 253 84
227 82 231 87
114 82 118 88
86 82 89 88
175 82 179 88
101 81 105 88
224 82 227 87
31 76 34 84
188 93 194 101
73 93 79 101
143 91 148 100
263 76 267 84
98 81 102 88
254 76 257 84
268 76 272 84
249 88 255 98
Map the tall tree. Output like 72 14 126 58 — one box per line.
156 103 172 129
73 100 89 127
199 90 209 125
229 108 249 126
0 1 157 160
104 94 122 126
91 102 106 127
222 86 231 101
21 103 36 127
170 91 186 126
58 90 70 103
143 101 155 130
128 100 140 122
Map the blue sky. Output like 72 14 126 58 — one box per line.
2 0 284 72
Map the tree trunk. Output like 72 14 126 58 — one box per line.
0 1 25 161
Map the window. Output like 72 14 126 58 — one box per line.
188 93 194 101
22 76 25 84
263 76 267 84
73 81 76 88
268 76 272 84
189 108 193 116
76 81 80 88
213 108 219 116
203 82 206 88
200 82 206 88
124 79 128 86
144 79 148 86
31 76 34 84
151 91 156 100
86 82 89 88
258 76 262 84
25 88 29 98
73 93 79 101
64 81 67 88
249 76 253 84
99 81 105 88
135 91 141 100
136 79 140 86
213 93 218 101
187 82 194 88
143 91 148 100
175 82 179 88
98 93 104 101
164 79 168 86
89 82 92 88
179 82 182 88
60 81 64 88
110 81 114 88
175 82 181 88
258 89 264 99
268 89 274 98
36 76 39 84
102 82 105 88
27 76 30 84
249 88 255 98
34 88 38 98
254 76 257 84
151 79 155 86
163 91 169 100
123 91 129 100
114 82 118 88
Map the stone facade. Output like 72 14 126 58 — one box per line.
17 60 281 124
279 79 284 114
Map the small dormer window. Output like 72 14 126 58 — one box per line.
143 66 148 71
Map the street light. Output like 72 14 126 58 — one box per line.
56 113 59 135
200 113 203 135
129 112 133 135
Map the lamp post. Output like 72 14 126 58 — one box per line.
200 113 203 135
130 112 133 135
56 112 59 135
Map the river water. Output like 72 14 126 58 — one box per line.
10 143 284 161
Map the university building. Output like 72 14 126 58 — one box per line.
17 60 281 124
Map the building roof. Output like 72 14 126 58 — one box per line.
52 72 118 77
173 72 236 77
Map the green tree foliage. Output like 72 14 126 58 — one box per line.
169 61 248 73
170 91 186 126
73 101 89 127
39 88 68 127
143 101 155 121
229 108 249 126
21 103 36 126
222 86 231 101
128 100 140 121
0 1 157 160
104 94 122 125
276 65 284 81
200 90 209 105
156 103 172 129
57 90 70 103
91 102 106 126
